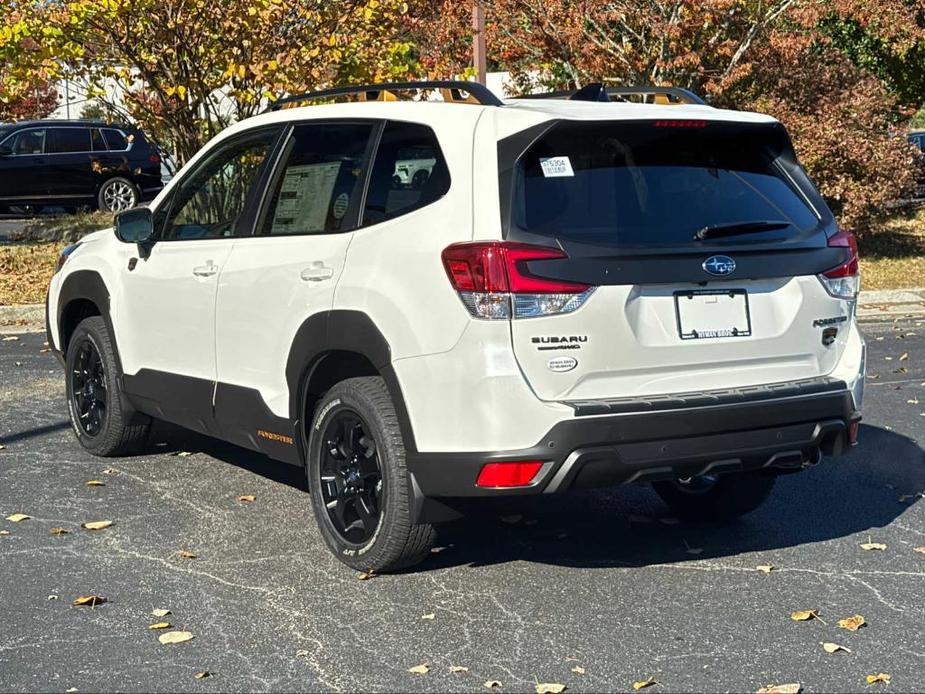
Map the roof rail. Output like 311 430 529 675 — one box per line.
517 83 706 106
266 80 503 112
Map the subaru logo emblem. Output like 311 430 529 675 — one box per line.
702 255 736 276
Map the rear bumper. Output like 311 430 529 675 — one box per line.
406 378 857 502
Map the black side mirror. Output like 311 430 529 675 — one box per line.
114 207 155 256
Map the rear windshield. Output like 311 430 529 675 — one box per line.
511 120 819 247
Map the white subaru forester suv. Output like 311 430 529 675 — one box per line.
46 81 865 571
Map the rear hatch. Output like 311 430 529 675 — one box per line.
498 118 858 402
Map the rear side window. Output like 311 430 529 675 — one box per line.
48 127 91 154
260 122 374 235
511 121 819 247
362 121 449 226
102 128 129 150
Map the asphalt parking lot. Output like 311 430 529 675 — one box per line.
1 317 923 693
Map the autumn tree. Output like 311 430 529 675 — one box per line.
0 0 419 163
414 0 920 230
0 74 57 122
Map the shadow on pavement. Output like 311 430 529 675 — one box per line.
143 421 925 572
1 420 72 445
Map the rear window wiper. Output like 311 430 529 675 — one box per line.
694 220 790 241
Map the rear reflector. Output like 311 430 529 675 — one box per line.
442 241 594 319
849 420 860 446
476 461 544 488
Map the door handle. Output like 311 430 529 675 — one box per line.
192 261 218 277
300 263 335 282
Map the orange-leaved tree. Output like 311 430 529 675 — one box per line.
414 0 921 231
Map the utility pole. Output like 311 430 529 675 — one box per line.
472 1 486 85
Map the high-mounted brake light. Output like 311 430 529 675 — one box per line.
653 120 708 128
441 241 594 319
476 461 544 488
818 229 860 300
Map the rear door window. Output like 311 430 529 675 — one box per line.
48 127 91 154
511 120 819 247
363 121 450 225
91 128 108 152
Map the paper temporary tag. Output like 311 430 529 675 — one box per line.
539 156 574 178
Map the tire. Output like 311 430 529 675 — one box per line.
306 376 435 572
97 177 139 212
65 316 151 456
652 471 776 522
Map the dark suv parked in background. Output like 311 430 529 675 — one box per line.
0 119 163 213
909 131 925 199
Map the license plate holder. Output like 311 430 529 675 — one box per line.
674 289 751 340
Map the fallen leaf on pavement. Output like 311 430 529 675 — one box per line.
148 622 171 630
295 650 309 657
85 480 105 487
633 677 657 691
822 642 851 654
757 685 801 694
176 550 197 560
102 468 118 474
6 513 30 522
174 451 193 457
866 674 891 685
0 530 9 536
73 595 106 607
421 613 435 620
357 571 376 581
790 609 820 622
837 614 866 631
0 444 6 450
860 539 887 551
900 352 909 361
450 665 469 673
2 335 19 341
914 547 925 554
536 684 566 694
158 630 194 645
238 495 256 503
50 527 70 535
571 666 585 674
408 664 430 675
484 682 502 689
81 520 112 530
194 672 210 680
756 565 774 573
152 608 171 617
47 595 57 600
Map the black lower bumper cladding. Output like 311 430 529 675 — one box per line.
407 378 857 502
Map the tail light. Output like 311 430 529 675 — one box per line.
476 461 544 488
441 241 594 319
653 120 708 128
818 229 859 300
149 154 161 164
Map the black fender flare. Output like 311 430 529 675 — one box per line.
56 270 123 372
285 310 417 453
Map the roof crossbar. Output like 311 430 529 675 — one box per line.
518 83 706 105
267 80 503 111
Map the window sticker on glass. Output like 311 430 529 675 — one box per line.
539 156 574 178
271 161 341 234
332 192 350 220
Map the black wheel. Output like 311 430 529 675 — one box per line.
306 377 434 571
97 177 138 212
652 471 776 522
65 316 151 456
411 169 429 189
